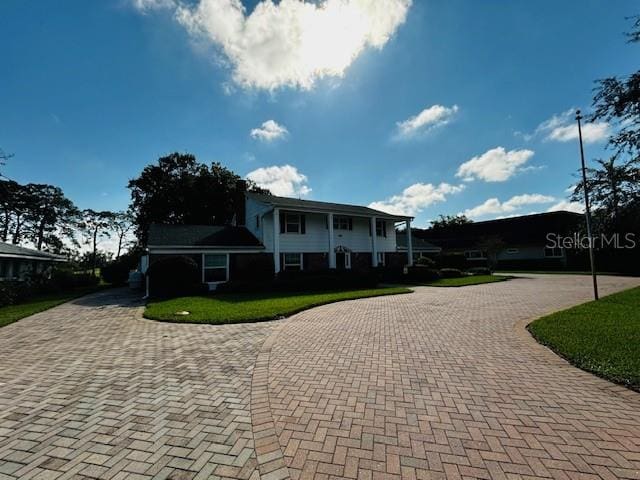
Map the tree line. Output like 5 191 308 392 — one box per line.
0 179 133 273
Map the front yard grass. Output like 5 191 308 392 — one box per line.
423 275 508 287
0 286 109 329
528 286 640 391
144 287 412 324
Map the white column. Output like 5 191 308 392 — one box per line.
371 217 378 267
273 208 281 274
328 213 336 268
406 219 413 266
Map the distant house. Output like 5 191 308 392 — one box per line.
0 242 67 281
417 211 585 269
143 192 416 293
395 232 441 261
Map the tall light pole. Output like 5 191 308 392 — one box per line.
575 110 599 300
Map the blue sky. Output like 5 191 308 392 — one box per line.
1 0 637 228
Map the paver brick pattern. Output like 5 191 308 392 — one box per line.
0 289 278 480
266 275 640 480
1 275 640 480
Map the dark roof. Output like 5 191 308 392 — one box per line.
147 224 264 249
395 232 441 252
246 193 412 220
417 211 584 249
0 242 67 261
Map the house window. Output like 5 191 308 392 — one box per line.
464 250 486 260
377 252 385 266
285 214 301 233
203 254 228 283
544 247 563 258
506 248 519 254
376 220 387 237
333 216 352 230
283 253 303 271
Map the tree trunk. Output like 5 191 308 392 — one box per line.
12 215 22 244
37 218 46 250
92 227 98 276
116 232 123 260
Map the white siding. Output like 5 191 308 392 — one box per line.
245 196 272 245
259 210 398 253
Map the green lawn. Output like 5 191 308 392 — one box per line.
144 287 412 324
528 287 640 391
423 275 508 287
0 286 109 329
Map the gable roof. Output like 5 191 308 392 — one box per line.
147 224 264 249
0 242 67 262
417 211 584 249
246 193 412 220
395 232 441 252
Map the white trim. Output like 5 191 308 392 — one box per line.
147 245 263 250
0 254 66 262
328 213 335 268
202 252 230 285
273 208 281 273
371 217 378 267
376 251 385 267
282 252 303 271
406 220 413 267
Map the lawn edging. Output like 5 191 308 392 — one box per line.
526 286 640 392
144 287 413 325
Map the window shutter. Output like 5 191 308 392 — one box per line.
300 215 306 234
368 221 371 236
279 212 285 234
383 221 387 237
348 218 353 230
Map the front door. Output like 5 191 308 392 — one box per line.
335 252 346 270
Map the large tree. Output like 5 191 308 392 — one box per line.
0 181 79 251
429 214 473 230
111 210 134 259
591 16 640 164
80 209 116 275
128 153 268 244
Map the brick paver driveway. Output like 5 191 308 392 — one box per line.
1 275 640 480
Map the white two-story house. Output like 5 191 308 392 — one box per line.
143 192 417 294
244 193 414 272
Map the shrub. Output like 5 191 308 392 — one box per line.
218 269 380 293
147 256 201 298
101 251 140 285
437 253 469 270
440 268 464 278
467 267 491 276
406 266 441 283
415 256 436 268
0 281 32 307
49 268 99 290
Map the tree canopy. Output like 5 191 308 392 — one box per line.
127 153 268 244
429 214 473 229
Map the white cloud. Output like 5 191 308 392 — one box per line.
131 0 175 11
246 164 311 197
369 183 464 216
547 200 584 214
456 147 535 182
395 104 458 139
533 109 610 144
165 0 411 91
463 194 555 219
250 120 289 142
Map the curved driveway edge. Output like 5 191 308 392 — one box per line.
261 274 640 479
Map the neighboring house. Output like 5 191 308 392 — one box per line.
417 211 585 269
0 242 67 281
144 193 415 293
396 232 441 261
